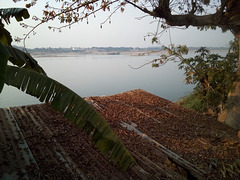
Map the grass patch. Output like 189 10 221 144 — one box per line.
177 93 205 112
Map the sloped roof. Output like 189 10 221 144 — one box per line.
1 89 239 179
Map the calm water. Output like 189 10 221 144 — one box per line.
0 50 227 108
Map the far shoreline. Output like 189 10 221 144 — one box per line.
32 48 228 58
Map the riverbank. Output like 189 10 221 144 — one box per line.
30 49 164 58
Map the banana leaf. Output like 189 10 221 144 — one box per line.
0 42 9 93
5 45 46 75
0 25 12 46
0 7 30 48
5 65 135 170
0 8 45 74
0 8 30 24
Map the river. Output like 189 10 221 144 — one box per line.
0 50 227 108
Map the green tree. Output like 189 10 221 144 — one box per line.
0 7 135 170
178 45 238 113
151 40 239 114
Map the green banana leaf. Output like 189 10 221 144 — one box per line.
5 45 46 75
0 9 45 75
5 65 135 170
0 25 12 46
0 42 9 93
0 8 30 24
0 8 30 47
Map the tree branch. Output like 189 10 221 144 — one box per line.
166 14 218 27
124 0 238 31
124 0 156 17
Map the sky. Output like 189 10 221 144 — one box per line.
0 0 235 48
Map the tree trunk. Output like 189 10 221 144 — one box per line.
218 34 240 130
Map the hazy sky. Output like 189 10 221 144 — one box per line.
1 0 235 48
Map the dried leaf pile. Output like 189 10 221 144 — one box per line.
86 89 240 179
1 89 239 179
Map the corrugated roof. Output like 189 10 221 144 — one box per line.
1 89 239 179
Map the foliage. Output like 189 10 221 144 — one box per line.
178 92 204 112
178 42 238 113
0 7 45 92
0 42 9 93
0 7 135 170
152 41 238 113
0 8 27 92
0 8 30 23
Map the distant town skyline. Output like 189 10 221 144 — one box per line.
1 0 235 49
